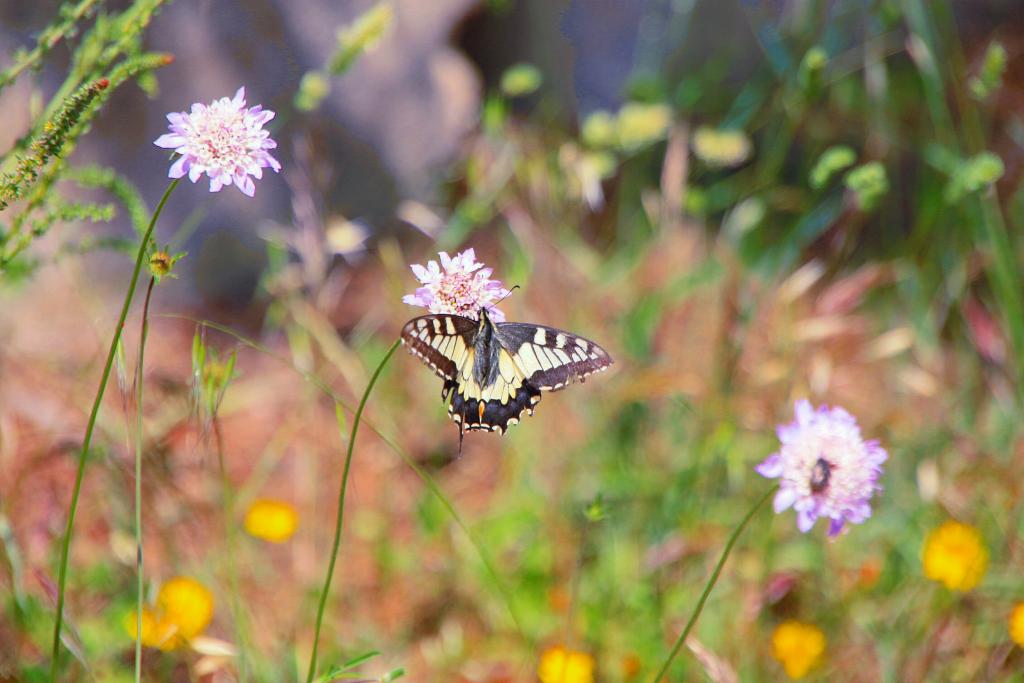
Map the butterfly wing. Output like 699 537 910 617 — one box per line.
400 314 477 383
495 323 613 390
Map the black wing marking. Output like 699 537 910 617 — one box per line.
495 322 613 391
400 314 477 382
448 378 541 435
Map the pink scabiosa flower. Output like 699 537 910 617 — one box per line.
402 248 510 320
756 400 887 537
154 87 281 197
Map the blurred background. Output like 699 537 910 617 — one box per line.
2 0 1024 681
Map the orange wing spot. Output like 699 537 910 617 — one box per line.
478 401 486 421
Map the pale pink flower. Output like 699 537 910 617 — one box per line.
154 87 280 197
402 249 510 320
757 400 887 537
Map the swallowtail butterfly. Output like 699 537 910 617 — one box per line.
401 309 613 446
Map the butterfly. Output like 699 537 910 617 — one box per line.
401 308 613 447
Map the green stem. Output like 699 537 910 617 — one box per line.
213 417 251 680
305 339 400 683
651 485 777 683
49 178 178 681
134 276 155 683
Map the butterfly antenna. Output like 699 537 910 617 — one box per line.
495 285 519 306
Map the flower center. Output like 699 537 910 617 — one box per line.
191 109 249 170
436 272 477 314
809 457 831 494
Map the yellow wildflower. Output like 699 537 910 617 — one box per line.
126 576 213 650
1009 603 1024 647
244 498 299 543
770 620 826 679
159 576 214 639
124 605 174 649
922 520 988 591
538 645 595 683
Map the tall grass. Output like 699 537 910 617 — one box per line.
49 179 178 680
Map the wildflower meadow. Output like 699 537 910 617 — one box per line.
1 1 1023 681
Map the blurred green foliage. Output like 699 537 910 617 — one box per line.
500 63 543 98
443 0 1024 399
0 0 173 274
295 2 394 112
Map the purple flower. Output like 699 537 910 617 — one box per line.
756 400 887 537
154 87 281 197
402 249 510 321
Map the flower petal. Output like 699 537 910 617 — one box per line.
410 263 431 282
484 304 505 322
154 133 185 149
168 155 189 179
776 422 799 444
756 453 784 478
402 290 433 307
794 399 814 425
773 487 797 513
796 509 817 533
827 518 845 537
237 174 256 197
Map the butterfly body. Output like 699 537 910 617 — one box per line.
401 309 612 438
